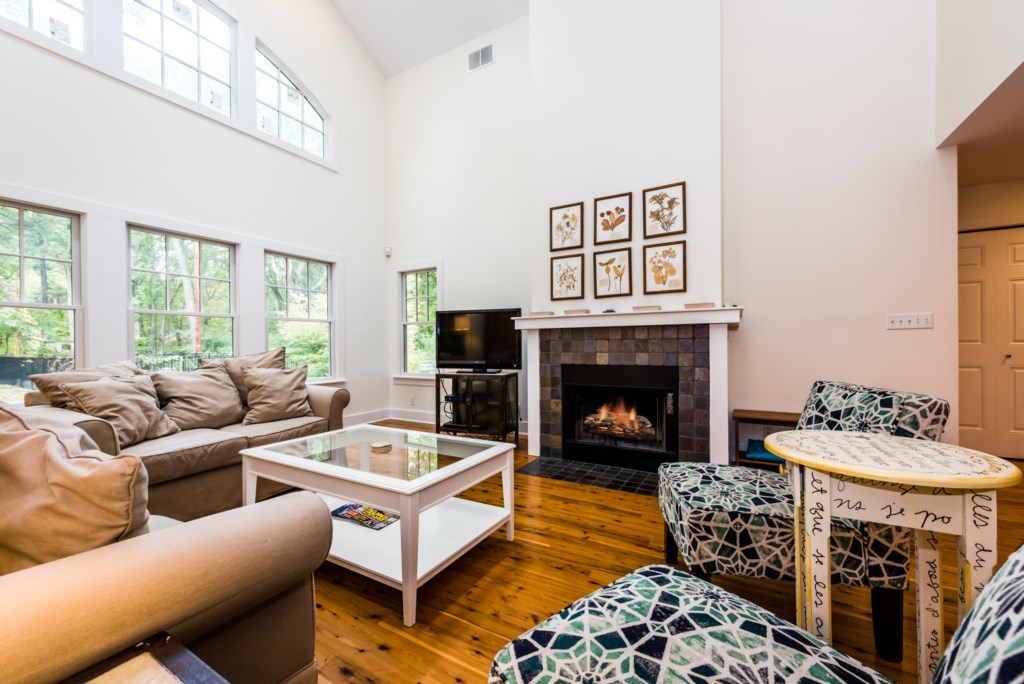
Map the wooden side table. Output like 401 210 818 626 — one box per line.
765 430 1021 684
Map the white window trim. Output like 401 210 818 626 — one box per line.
254 39 329 159
263 251 335 378
0 197 83 370
0 6 336 171
0 179 346 381
393 258 442 383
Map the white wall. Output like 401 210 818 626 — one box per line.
936 0 1024 144
960 179 1024 231
385 18 531 419
529 0 722 312
0 0 390 419
723 1 960 440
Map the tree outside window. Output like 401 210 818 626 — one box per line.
0 202 77 402
130 227 233 371
265 253 331 377
403 269 436 374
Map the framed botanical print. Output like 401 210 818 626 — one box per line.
550 202 584 251
642 182 686 238
593 247 631 298
593 192 631 245
643 241 686 294
551 254 584 300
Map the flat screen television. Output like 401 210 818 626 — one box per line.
436 308 522 372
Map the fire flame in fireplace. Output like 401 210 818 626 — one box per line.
596 398 639 431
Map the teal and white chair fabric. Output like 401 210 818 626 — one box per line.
489 543 1024 683
657 380 950 661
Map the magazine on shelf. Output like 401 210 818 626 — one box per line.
330 503 400 530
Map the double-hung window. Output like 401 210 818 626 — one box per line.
0 201 78 401
0 0 85 51
264 253 331 377
401 268 436 374
254 44 325 157
129 227 233 371
122 0 233 116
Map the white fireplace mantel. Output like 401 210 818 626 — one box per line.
515 306 743 465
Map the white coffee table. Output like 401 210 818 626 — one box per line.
240 424 515 626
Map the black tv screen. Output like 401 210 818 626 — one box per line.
436 308 522 371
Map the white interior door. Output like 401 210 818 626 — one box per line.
958 227 1024 459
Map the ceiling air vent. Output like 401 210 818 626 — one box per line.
468 44 494 72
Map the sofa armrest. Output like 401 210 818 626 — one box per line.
306 384 350 431
0 491 331 684
15 404 120 454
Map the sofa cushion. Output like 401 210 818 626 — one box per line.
221 415 327 447
0 406 149 575
151 365 245 430
0 401 99 452
201 347 285 406
60 375 179 449
125 429 248 484
242 366 314 425
29 360 142 409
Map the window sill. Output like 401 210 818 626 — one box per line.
307 376 347 385
393 374 435 386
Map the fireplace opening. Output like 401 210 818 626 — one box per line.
562 364 678 472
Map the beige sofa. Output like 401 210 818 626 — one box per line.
22 365 350 521
0 491 332 683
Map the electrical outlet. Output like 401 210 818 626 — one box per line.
409 396 416 407
885 312 933 330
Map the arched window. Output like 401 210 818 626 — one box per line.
255 44 326 158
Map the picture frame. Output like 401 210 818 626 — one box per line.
550 254 585 300
549 202 584 251
593 192 632 245
643 241 686 294
593 247 632 298
642 182 686 238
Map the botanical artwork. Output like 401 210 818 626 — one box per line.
644 241 686 294
593 193 632 245
551 254 584 300
643 182 686 238
593 248 631 298
549 202 584 251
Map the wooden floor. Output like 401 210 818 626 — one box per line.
313 421 1024 683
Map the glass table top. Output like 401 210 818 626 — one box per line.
257 426 498 482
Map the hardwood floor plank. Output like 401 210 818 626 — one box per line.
314 420 1024 683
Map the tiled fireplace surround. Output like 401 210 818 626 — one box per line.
517 308 742 466
538 324 711 462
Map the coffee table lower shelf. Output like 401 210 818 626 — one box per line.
319 494 508 590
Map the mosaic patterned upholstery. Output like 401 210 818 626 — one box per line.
489 564 893 684
934 542 1024 682
658 463 911 587
660 381 949 587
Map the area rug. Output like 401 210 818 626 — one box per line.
516 459 658 496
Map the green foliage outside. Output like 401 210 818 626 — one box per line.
265 253 331 377
404 270 436 374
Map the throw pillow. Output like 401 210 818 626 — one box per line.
29 360 143 410
242 365 313 425
201 347 286 406
0 405 149 575
59 375 179 449
151 365 245 430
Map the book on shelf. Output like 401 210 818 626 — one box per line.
563 308 590 315
330 503 399 530
632 305 662 312
529 311 555 316
684 302 715 309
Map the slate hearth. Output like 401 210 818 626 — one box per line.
539 324 710 464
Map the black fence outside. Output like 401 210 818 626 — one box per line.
0 356 74 388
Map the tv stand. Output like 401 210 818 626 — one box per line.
435 371 518 443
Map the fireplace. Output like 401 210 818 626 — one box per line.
562 364 678 471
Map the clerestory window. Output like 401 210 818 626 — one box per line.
254 44 325 158
122 0 233 116
0 0 85 51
